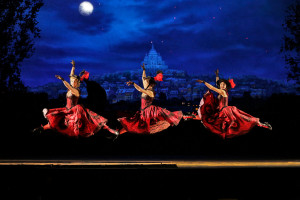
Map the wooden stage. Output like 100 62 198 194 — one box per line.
1 159 300 168
1 159 300 199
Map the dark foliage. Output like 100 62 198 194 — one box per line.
281 1 300 90
0 0 43 94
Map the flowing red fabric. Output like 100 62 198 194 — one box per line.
198 90 259 139
154 73 163 82
118 95 183 134
80 71 90 82
45 93 107 137
228 79 236 89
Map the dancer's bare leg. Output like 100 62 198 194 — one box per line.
103 124 119 135
119 128 127 135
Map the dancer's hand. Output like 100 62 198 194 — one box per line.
71 60 75 67
215 69 219 76
126 81 134 86
55 75 64 81
141 63 145 70
196 80 205 83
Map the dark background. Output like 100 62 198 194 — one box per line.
0 90 298 160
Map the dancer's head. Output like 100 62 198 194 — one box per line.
69 70 89 88
70 76 80 88
217 78 235 91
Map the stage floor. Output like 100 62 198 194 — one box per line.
1 159 300 199
1 159 300 168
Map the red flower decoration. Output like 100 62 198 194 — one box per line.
228 79 236 89
80 71 90 82
154 73 163 81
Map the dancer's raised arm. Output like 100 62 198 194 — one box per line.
70 60 75 77
141 63 148 89
56 75 80 97
196 80 227 97
127 81 154 97
215 69 219 85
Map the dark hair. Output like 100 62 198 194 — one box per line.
156 70 163 74
217 79 231 90
69 75 80 81
146 77 156 89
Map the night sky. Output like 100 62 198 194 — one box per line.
20 0 294 87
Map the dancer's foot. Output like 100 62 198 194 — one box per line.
192 112 201 120
32 125 44 134
112 130 119 141
105 130 119 141
183 114 196 121
103 125 119 141
42 108 48 118
258 122 272 130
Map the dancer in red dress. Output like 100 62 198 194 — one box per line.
33 60 119 138
117 64 192 135
195 69 272 139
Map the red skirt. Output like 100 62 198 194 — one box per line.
46 105 107 137
118 105 183 134
200 91 259 139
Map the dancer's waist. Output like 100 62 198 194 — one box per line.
219 106 228 111
141 104 152 111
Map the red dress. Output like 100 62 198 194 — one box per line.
45 92 107 137
198 90 259 139
118 94 183 134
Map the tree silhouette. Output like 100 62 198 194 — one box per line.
0 0 43 94
281 1 300 91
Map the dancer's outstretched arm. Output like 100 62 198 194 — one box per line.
141 63 148 89
196 80 227 97
56 75 80 97
127 81 154 97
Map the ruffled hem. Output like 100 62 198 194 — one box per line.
46 104 107 137
199 90 259 139
118 105 183 134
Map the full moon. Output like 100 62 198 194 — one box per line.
79 1 94 16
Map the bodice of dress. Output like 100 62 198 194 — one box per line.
218 93 228 110
66 92 79 109
141 95 154 110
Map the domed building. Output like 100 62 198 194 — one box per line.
141 44 168 76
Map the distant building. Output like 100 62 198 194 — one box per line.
142 44 168 76
116 88 136 102
169 90 179 99
28 44 299 101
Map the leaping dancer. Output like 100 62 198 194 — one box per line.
195 69 272 139
33 60 119 138
117 64 194 135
